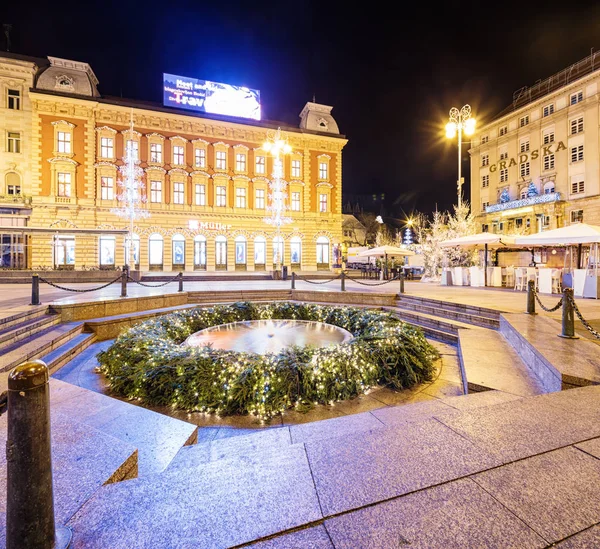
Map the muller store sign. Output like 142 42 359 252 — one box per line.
188 220 232 231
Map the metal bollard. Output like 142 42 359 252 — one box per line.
6 360 72 549
399 272 405 294
120 267 128 298
31 274 41 306
558 288 579 339
291 271 296 290
178 272 184 292
526 279 536 314
340 271 346 292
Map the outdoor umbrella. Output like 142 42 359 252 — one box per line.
357 246 415 279
513 223 600 246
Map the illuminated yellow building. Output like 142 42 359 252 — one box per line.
470 51 600 234
0 53 347 272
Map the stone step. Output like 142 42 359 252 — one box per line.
0 305 51 332
41 332 97 371
397 294 501 321
396 299 500 329
187 290 293 304
0 313 61 352
0 322 85 373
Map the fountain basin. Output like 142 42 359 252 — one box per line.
184 319 353 355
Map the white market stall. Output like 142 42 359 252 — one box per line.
514 223 600 298
439 233 517 287
357 245 415 279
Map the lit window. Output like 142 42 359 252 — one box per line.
500 168 508 183
236 153 246 172
571 177 585 194
571 145 584 163
319 193 327 212
319 162 328 179
499 151 508 160
101 176 114 200
100 137 114 158
216 185 226 206
543 104 554 117
543 132 554 144
520 140 529 153
173 182 184 204
235 187 246 208
480 135 488 144
481 175 489 188
482 201 489 211
7 184 21 195
7 132 20 153
150 180 162 203
7 89 20 110
519 115 529 127
195 184 205 206
255 155 265 174
126 140 138 160
520 188 528 199
173 145 184 165
481 154 489 167
150 143 162 163
571 210 583 223
57 172 71 197
291 160 301 178
57 131 71 154
255 188 265 209
570 117 584 135
291 191 301 211
544 182 555 194
195 148 206 168
520 161 530 178
570 91 583 105
499 126 508 136
543 154 555 171
216 151 227 170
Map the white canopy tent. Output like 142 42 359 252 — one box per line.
357 246 415 279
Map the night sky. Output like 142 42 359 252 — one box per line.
3 1 600 218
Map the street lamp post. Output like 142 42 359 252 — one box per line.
262 127 292 277
445 105 476 209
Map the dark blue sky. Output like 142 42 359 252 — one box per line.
4 1 600 217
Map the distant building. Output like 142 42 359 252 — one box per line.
470 50 600 234
342 214 366 247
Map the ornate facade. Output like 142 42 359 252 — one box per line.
0 53 347 271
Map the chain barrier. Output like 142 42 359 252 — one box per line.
127 273 181 288
38 274 123 293
532 287 563 313
295 273 343 285
567 292 600 340
350 274 401 287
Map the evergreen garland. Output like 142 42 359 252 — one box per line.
97 301 440 419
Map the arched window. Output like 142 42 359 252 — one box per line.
5 172 21 195
215 235 227 270
172 233 185 267
235 235 247 267
149 233 163 269
99 236 115 266
194 235 206 270
544 181 555 194
316 236 330 268
254 236 266 269
273 236 284 265
520 187 528 200
290 236 302 265
125 233 140 267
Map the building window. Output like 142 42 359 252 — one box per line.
101 176 114 200
570 117 584 135
520 187 528 199
515 218 523 228
543 154 555 171
235 187 246 208
255 188 265 209
150 180 162 203
290 237 301 264
254 236 266 264
173 145 184 165
57 131 71 154
100 137 114 158
291 159 301 178
7 89 20 110
291 191 301 211
571 209 583 223
520 161 530 178
519 115 529 127
481 175 489 188
236 153 246 172
100 236 116 266
543 131 554 144
126 140 138 160
7 132 20 153
235 237 247 265
481 154 489 167
195 148 206 168
543 104 554 117
542 215 550 228
520 139 529 153
316 236 329 265
7 182 20 195
319 162 328 179
255 155 265 174
499 168 508 183
499 151 508 160
216 185 226 206
150 143 162 163
482 201 489 211
480 135 488 144
172 234 185 265
173 182 185 204
544 181 555 194
195 184 205 206
319 193 328 212
571 177 585 194
499 125 508 136
57 172 71 197
570 91 583 105
216 151 227 170
571 145 584 163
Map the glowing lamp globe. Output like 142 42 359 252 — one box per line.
464 118 476 136
445 122 457 138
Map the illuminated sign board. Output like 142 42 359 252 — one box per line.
163 73 261 120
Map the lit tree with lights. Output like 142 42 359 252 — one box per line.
111 113 150 271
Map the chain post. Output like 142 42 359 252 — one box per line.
30 274 41 306
526 279 536 314
558 288 579 339
340 270 346 292
178 272 184 292
399 272 405 294
291 271 296 290
120 265 128 298
6 360 72 549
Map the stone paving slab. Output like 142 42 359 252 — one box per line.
436 391 600 462
247 526 334 549
441 389 524 411
535 384 600 421
305 417 501 516
575 437 600 460
554 525 600 548
290 411 384 444
369 398 456 426
67 444 321 549
324 478 546 549
472 446 600 544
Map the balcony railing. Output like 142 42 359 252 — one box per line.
485 192 562 214
0 194 32 206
